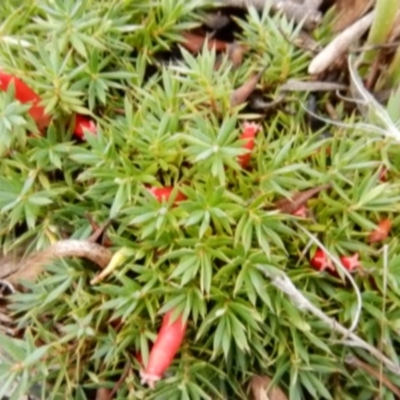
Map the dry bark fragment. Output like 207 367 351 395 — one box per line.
231 68 266 107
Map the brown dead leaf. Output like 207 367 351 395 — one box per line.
230 68 266 107
333 0 373 32
227 42 246 68
273 184 331 215
95 388 112 400
214 42 246 71
181 31 228 54
85 213 113 247
249 375 288 400
345 356 400 398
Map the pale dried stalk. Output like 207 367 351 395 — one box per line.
300 57 400 143
308 11 375 74
348 57 400 143
295 223 362 333
279 79 347 92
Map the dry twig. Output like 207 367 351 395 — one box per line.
345 356 400 398
3 240 112 284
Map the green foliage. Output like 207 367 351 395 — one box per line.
0 1 400 400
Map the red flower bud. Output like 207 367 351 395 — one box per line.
238 122 261 168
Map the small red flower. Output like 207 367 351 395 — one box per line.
238 122 261 168
340 253 361 272
368 219 392 243
310 248 334 272
148 186 187 205
73 114 97 139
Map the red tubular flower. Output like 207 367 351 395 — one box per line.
73 114 97 139
148 186 187 204
0 71 50 129
140 311 187 388
340 253 361 272
368 219 392 243
238 122 261 168
310 248 334 272
292 205 308 218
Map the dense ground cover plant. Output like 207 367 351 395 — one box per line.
0 0 400 399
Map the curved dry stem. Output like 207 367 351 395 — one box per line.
295 222 362 333
257 264 400 377
7 240 112 284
